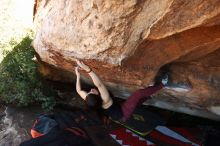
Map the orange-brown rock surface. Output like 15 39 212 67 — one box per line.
33 0 220 120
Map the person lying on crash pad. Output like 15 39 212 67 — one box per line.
75 60 168 122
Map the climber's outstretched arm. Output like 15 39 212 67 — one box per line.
75 66 88 100
76 60 113 108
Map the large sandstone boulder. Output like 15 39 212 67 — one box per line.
33 0 220 120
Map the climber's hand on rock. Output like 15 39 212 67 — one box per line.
76 60 90 72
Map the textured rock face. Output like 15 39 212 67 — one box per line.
33 0 220 120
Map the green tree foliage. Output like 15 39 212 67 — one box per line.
0 36 56 111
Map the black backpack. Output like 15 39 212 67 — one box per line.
20 112 96 146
